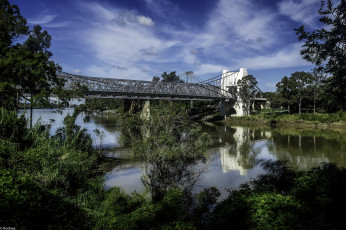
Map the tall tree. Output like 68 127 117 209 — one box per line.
276 72 314 114
290 71 314 114
276 76 295 113
237 75 259 116
0 0 28 109
161 71 184 83
309 68 327 114
19 25 63 127
295 0 346 111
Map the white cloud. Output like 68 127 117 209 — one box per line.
195 63 228 76
236 43 311 69
28 10 68 28
65 0 312 81
73 69 81 74
72 2 169 79
195 0 277 53
85 64 153 81
278 0 320 27
28 14 57 24
137 16 155 27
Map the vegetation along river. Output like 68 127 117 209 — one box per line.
26 108 346 199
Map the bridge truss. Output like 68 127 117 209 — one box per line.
58 72 230 101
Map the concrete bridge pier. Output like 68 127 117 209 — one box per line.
140 100 150 119
219 100 236 117
124 99 151 119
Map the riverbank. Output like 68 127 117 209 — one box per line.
220 112 346 130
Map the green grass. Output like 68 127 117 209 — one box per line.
235 111 346 124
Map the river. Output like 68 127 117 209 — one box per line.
24 108 346 198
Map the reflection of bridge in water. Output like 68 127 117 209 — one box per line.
207 126 272 175
58 68 266 116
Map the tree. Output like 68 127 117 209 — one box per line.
290 71 314 114
19 25 63 127
160 71 184 83
0 0 28 109
276 76 295 113
152 76 160 82
308 68 327 114
276 72 314 114
295 0 346 111
121 102 209 201
237 75 259 116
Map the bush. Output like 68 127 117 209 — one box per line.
0 108 27 144
0 169 91 229
208 161 346 230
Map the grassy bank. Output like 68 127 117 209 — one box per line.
223 111 346 129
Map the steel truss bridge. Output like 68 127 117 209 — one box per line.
57 71 264 101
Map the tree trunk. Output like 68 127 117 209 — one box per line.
313 96 316 114
298 96 301 114
30 102 33 129
288 103 290 114
30 92 33 129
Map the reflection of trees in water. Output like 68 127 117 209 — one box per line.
206 126 269 175
269 129 346 170
90 113 121 133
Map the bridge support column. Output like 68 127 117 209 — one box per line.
219 100 236 117
140 100 150 120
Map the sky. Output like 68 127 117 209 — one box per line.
9 0 324 91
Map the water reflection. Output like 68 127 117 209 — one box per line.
24 109 346 196
206 125 272 175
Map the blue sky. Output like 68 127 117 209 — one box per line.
10 0 323 91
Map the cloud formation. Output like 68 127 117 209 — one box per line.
57 0 314 83
278 0 320 27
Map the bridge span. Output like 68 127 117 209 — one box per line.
58 72 228 101
57 68 265 116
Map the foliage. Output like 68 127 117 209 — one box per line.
122 102 210 200
237 75 259 115
96 186 220 230
1 0 63 119
0 108 104 229
0 107 27 144
296 0 346 111
84 98 124 113
0 0 28 109
152 71 184 83
20 25 63 126
275 71 315 114
0 169 92 230
208 160 346 230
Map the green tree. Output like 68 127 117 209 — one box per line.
237 75 259 116
161 71 184 83
309 68 327 114
262 92 281 110
19 25 63 127
122 102 209 200
276 72 313 114
152 76 160 82
295 0 346 111
291 71 314 114
0 0 28 109
276 76 295 113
